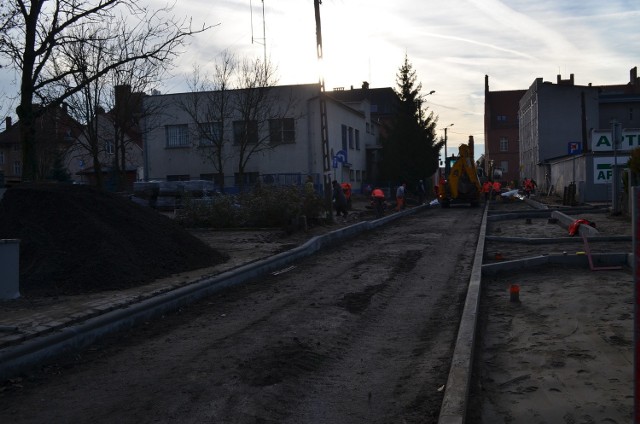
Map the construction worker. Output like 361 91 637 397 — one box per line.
492 180 502 200
395 183 407 211
482 180 492 202
332 180 348 217
371 187 386 218
341 182 352 210
523 178 533 198
304 175 314 194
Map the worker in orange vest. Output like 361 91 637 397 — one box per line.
492 180 502 200
482 180 492 202
371 188 386 218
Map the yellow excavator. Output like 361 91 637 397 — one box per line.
438 142 482 208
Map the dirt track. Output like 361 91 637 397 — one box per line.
0 206 483 423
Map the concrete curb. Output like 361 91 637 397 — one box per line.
438 204 630 424
438 204 488 424
0 204 427 381
551 210 599 237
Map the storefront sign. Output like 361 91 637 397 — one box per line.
592 129 640 152
593 156 629 184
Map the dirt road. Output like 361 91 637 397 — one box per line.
0 206 483 424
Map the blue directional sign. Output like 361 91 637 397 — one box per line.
335 149 348 163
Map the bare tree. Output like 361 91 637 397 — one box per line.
59 25 113 189
180 55 297 192
231 57 296 191
0 0 210 181
181 52 236 193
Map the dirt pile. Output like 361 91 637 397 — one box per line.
0 184 228 297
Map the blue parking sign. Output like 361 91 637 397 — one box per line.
568 142 582 154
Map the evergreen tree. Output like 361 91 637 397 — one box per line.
381 55 443 188
48 153 71 182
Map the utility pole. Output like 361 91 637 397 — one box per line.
443 123 454 177
314 0 332 217
250 0 267 65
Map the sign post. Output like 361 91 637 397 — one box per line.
634 186 640 423
612 121 622 214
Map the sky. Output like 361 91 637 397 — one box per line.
1 0 639 161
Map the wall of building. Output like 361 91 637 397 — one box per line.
142 84 376 193
547 154 587 199
520 77 600 191
483 84 525 184
518 80 541 183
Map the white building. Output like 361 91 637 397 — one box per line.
142 83 380 193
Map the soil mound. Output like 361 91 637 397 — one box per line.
0 183 228 297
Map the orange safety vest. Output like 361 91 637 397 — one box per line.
371 188 385 199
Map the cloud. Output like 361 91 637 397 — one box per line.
0 0 638 159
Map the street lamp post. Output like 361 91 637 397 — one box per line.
443 123 454 161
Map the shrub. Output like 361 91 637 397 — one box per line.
177 185 327 229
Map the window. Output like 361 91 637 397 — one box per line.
500 161 509 173
105 140 115 155
13 161 21 176
233 120 258 145
200 122 222 146
349 169 354 180
0 151 4 165
166 174 190 181
166 124 189 148
234 172 259 186
497 115 507 122
366 122 370 134
200 173 224 187
348 127 354 149
355 129 360 150
269 118 295 144
356 170 361 181
341 125 348 150
499 137 508 152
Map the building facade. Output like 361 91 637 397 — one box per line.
518 74 601 196
328 82 398 185
483 75 525 184
142 83 381 193
517 69 640 202
0 104 82 186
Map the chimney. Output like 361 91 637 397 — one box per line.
631 67 638 84
5 116 11 130
362 81 369 90
468 135 474 159
556 74 575 86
